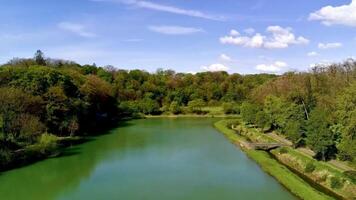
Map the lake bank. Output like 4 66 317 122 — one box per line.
214 119 334 200
214 119 356 200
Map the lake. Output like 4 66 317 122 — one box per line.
0 118 297 200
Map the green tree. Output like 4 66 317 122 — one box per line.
187 99 205 114
306 108 336 161
34 50 46 66
169 101 182 114
240 102 259 124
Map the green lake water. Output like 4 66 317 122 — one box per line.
0 118 297 200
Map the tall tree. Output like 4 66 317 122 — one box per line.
34 50 46 66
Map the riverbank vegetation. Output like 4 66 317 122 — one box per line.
220 118 355 199
214 120 333 200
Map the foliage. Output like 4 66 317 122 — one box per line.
169 101 182 114
222 102 239 114
240 102 259 124
343 171 356 184
187 99 206 114
279 147 288 154
37 134 58 154
304 162 316 173
306 108 336 161
330 177 343 189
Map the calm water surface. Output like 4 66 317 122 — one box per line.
0 118 297 200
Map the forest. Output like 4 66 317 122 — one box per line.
0 50 355 170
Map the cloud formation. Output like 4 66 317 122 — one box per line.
256 61 287 72
201 63 229 72
307 51 319 57
309 0 356 27
220 26 309 49
318 42 342 49
148 25 203 35
58 22 96 38
92 0 224 21
219 54 232 62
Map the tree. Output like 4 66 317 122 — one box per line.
240 102 259 124
139 98 160 115
255 111 270 130
169 101 182 114
187 99 205 114
306 108 336 161
335 83 356 161
285 120 304 147
34 50 46 66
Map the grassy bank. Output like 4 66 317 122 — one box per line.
214 120 334 200
229 119 355 199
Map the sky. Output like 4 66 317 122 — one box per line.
0 0 355 74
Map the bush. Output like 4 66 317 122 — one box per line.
169 101 182 114
330 176 343 189
222 102 239 114
187 99 205 114
279 147 288 154
0 148 12 166
37 134 58 154
304 162 316 173
343 171 356 184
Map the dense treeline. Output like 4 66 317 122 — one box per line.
241 59 356 162
0 50 274 169
0 51 124 168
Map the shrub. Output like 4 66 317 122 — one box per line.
304 162 316 173
330 176 343 189
37 134 58 154
0 148 12 166
279 147 288 154
222 102 239 114
169 101 182 114
343 171 356 184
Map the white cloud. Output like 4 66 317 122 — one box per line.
309 0 356 27
244 28 255 35
201 63 229 72
307 51 319 57
318 42 342 49
148 25 204 35
230 29 240 36
92 0 224 21
220 26 309 49
58 22 96 38
256 61 288 72
219 54 232 62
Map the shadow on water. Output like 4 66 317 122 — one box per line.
0 120 138 200
0 120 135 174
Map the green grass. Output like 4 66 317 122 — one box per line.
247 150 333 200
214 119 333 200
202 106 224 115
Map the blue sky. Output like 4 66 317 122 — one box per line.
0 0 355 74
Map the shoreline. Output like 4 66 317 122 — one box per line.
213 119 334 200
